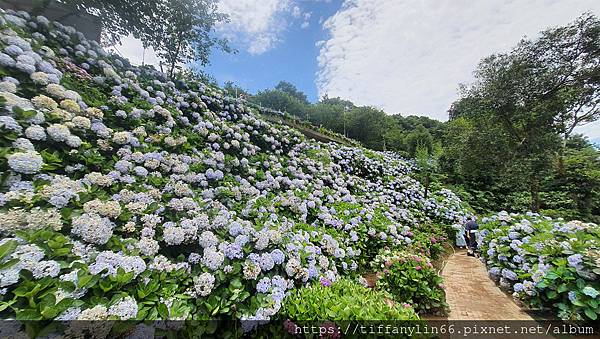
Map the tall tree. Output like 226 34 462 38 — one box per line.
223 81 249 99
345 106 388 150
450 14 600 211
274 81 309 104
415 142 441 199
35 0 162 45
44 0 231 77
150 0 231 77
251 89 308 118
520 13 600 170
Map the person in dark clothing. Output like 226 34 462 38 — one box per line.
464 217 479 256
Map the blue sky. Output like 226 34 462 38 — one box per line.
117 0 600 142
205 1 341 102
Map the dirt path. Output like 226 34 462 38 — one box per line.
441 249 534 320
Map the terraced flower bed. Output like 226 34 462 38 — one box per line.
0 9 471 336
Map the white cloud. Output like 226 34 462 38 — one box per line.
109 35 161 69
317 0 600 141
301 21 310 29
574 120 600 140
292 6 302 18
217 0 292 55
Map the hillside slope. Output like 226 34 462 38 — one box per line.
0 8 469 328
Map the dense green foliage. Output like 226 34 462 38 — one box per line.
282 278 418 320
443 13 600 218
371 250 447 315
245 86 444 155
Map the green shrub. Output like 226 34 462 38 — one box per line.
372 250 447 315
408 225 451 261
282 278 418 320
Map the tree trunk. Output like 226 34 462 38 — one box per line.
424 174 430 199
557 136 567 175
530 174 541 212
168 39 183 79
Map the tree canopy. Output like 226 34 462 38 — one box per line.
447 13 600 212
44 0 232 77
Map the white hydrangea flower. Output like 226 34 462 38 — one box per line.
71 213 115 245
193 272 215 297
108 297 138 320
0 80 17 93
112 131 131 144
12 138 35 151
45 83 67 99
7 150 44 174
46 123 71 141
30 71 49 85
70 116 91 130
66 135 82 148
32 260 61 279
137 237 159 256
77 305 109 320
163 226 185 245
24 125 46 140
83 199 121 218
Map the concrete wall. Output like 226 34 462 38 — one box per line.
0 0 101 42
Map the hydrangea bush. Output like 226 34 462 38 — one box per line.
479 211 600 321
0 9 470 335
371 249 448 315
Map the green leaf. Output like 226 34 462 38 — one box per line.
556 302 568 310
16 309 42 320
0 258 19 270
41 306 59 319
158 303 169 319
15 109 38 120
137 307 148 319
99 279 113 292
229 278 243 289
584 308 597 320
0 299 16 312
78 274 95 288
0 240 17 261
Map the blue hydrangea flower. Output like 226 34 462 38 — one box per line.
256 277 271 293
270 249 285 265
513 283 524 292
567 254 582 268
222 242 243 259
502 268 518 281
568 291 577 302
